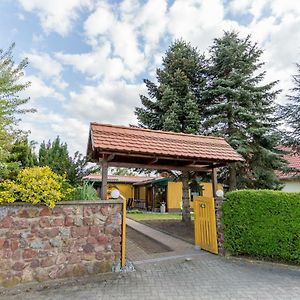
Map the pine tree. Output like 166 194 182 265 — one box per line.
10 138 38 167
201 31 284 190
135 40 206 134
280 63 300 152
135 40 207 222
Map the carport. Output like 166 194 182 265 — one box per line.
87 122 243 265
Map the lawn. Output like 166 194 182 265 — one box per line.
127 211 182 221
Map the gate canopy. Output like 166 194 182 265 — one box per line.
87 122 243 172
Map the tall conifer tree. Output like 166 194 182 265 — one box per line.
202 31 284 190
280 63 300 152
135 40 207 134
135 40 207 222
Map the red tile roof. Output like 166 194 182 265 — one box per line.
88 123 243 163
83 174 158 183
278 148 300 179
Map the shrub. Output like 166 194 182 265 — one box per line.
0 166 74 208
72 181 99 200
223 190 300 263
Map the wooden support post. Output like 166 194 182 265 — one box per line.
182 170 191 222
212 167 218 198
121 194 126 268
101 156 108 200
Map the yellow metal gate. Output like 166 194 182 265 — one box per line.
194 196 218 254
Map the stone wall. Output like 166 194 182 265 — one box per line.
215 197 225 256
0 200 123 287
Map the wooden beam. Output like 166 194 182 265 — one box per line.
99 150 228 165
101 156 108 200
212 167 218 198
107 161 211 172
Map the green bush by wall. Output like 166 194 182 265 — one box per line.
0 166 74 208
223 190 300 263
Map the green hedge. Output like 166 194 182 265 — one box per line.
223 190 300 263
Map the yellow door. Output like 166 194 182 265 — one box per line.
194 196 218 254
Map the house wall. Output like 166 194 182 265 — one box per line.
167 182 223 211
108 183 133 200
0 200 122 287
139 186 146 200
281 180 300 192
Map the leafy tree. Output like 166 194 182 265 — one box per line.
280 63 300 152
135 40 207 222
38 136 98 186
111 167 137 176
135 39 207 133
0 43 34 180
201 31 284 190
10 138 37 167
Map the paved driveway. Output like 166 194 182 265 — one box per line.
2 250 300 300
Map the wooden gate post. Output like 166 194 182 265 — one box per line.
212 167 217 198
101 156 108 200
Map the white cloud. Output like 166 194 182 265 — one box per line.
26 52 61 78
26 52 68 90
67 80 146 125
22 111 89 155
55 43 133 81
84 2 146 75
18 0 94 35
25 75 65 102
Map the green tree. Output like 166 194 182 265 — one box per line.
10 138 37 167
38 136 98 186
202 31 284 190
135 40 207 222
0 43 34 180
111 167 136 176
280 63 300 152
135 39 207 133
7 138 38 178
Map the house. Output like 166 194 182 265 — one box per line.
279 149 300 192
83 174 156 202
133 176 223 212
84 174 222 212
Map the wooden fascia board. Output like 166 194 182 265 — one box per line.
107 161 212 172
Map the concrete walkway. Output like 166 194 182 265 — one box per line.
126 218 193 251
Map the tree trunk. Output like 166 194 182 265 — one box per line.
182 170 191 222
228 163 237 191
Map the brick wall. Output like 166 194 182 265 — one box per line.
215 197 225 256
0 200 123 287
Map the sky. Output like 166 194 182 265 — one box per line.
1 0 300 155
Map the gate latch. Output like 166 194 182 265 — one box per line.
200 203 206 208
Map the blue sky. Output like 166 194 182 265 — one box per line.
1 0 300 155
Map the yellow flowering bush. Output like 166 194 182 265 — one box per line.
0 166 74 208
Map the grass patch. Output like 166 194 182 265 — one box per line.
127 211 182 221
